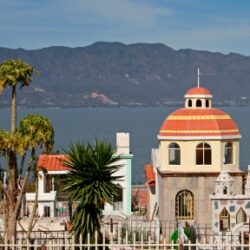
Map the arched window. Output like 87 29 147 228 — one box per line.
219 208 230 231
196 143 212 165
169 143 181 165
188 99 192 107
206 100 209 108
196 99 202 107
175 190 194 220
236 208 247 224
224 142 233 164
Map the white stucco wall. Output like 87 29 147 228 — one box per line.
158 140 240 172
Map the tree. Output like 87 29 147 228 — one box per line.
16 114 54 242
0 59 36 133
0 114 54 243
0 59 37 243
62 140 123 242
15 114 54 219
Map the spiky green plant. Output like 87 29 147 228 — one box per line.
62 140 123 242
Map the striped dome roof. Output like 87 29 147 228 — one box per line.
159 108 240 139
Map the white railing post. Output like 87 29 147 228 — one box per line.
141 233 143 250
73 234 76 249
64 235 68 250
4 234 7 250
118 226 121 246
163 238 166 250
87 233 90 250
18 234 22 250
188 240 191 250
125 230 128 247
79 233 82 249
110 231 113 249
102 229 105 250
95 231 98 250
12 236 14 250
133 232 136 249
148 235 151 250
171 240 174 250
241 232 244 250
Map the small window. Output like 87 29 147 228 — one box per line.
219 208 230 231
224 142 233 164
44 206 51 217
188 100 192 107
196 143 212 165
236 208 247 224
169 143 181 165
196 99 202 107
175 190 194 221
206 100 209 108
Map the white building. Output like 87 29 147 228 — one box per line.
210 167 250 238
145 85 246 242
25 133 133 218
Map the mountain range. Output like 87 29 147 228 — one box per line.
0 41 250 107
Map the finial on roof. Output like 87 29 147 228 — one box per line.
197 68 200 88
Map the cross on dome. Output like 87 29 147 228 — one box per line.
197 68 200 88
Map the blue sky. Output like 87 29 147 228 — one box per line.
1 0 250 55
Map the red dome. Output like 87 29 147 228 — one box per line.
159 108 240 138
185 87 211 96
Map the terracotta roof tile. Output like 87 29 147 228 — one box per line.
132 186 148 208
37 154 69 171
159 108 240 138
145 164 155 185
185 87 211 96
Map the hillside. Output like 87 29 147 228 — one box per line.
0 42 250 107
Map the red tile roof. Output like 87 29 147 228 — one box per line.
37 154 70 171
159 108 240 138
185 87 211 96
132 185 148 209
145 164 155 185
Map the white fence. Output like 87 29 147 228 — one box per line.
0 241 250 249
0 231 250 249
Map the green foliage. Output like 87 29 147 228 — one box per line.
16 114 54 152
0 129 26 155
171 227 190 244
0 114 54 155
62 140 123 242
0 59 36 93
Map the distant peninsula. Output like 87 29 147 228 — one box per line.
0 42 249 108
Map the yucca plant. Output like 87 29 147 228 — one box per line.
62 140 123 243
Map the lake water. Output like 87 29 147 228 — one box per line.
0 107 250 183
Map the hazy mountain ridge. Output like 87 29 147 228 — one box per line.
0 42 250 107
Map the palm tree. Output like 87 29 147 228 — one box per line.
14 114 54 217
62 140 123 242
0 114 54 243
0 59 36 133
0 59 36 243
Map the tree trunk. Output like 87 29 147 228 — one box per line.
11 85 16 134
6 150 17 244
7 205 16 244
26 173 38 242
14 148 35 218
6 84 17 243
